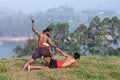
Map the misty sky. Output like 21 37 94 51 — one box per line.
0 0 119 14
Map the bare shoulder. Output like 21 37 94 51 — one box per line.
37 32 43 36
46 36 51 41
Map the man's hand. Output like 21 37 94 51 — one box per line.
56 48 69 57
73 63 80 68
31 17 34 23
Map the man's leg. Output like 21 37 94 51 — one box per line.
21 58 35 71
49 50 54 59
39 56 43 63
43 57 51 64
28 65 49 71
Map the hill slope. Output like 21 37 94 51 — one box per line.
0 56 120 80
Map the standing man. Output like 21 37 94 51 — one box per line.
21 18 57 71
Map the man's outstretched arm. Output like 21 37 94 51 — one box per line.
31 18 42 35
47 38 57 48
56 48 70 57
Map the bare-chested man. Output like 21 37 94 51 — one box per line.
27 48 81 71
21 18 57 71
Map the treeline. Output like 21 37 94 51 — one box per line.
13 16 120 57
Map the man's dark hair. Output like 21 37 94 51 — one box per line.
43 28 52 32
73 52 80 59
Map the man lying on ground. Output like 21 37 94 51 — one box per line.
27 48 81 71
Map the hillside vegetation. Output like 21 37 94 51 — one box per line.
0 56 120 80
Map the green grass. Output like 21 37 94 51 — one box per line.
0 66 9 73
0 75 10 80
0 56 120 80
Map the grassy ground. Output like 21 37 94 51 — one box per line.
0 56 120 80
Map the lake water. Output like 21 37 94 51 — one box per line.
0 41 25 58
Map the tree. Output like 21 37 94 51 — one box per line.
111 16 120 48
13 38 37 57
53 22 70 50
13 45 22 55
87 16 103 55
68 40 80 55
47 23 56 39
71 24 87 55
24 38 38 55
100 17 111 54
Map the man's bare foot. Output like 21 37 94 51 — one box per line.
20 63 29 71
19 68 24 72
28 65 31 72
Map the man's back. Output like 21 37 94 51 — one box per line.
38 34 49 47
31 18 57 48
62 56 76 68
55 48 80 68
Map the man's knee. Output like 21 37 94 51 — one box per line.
28 58 35 63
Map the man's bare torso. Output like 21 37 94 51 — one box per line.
62 56 76 68
38 34 49 47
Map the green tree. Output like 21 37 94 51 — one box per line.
53 22 70 50
111 16 120 48
71 24 87 55
47 23 56 39
13 45 22 55
87 16 103 55
13 38 37 57
68 40 80 55
101 17 111 54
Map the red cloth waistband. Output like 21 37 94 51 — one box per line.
57 60 62 68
